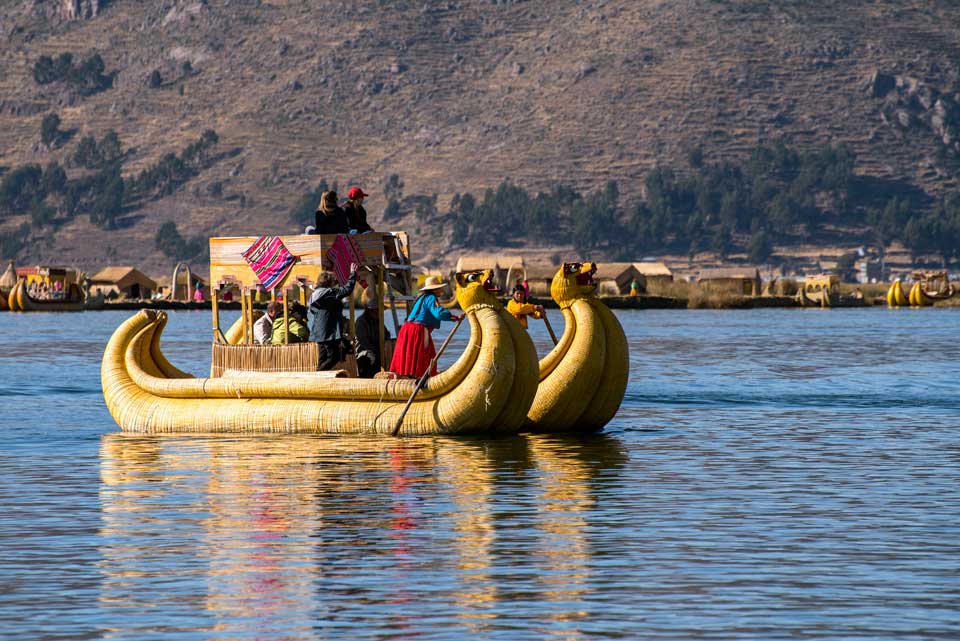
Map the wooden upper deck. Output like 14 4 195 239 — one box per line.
208 232 409 290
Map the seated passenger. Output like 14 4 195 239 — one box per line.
355 289 390 378
272 301 310 344
390 276 462 378
312 190 349 235
506 286 544 329
309 263 358 370
343 186 373 233
254 301 281 345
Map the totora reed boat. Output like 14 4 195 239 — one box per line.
102 232 541 436
101 233 628 435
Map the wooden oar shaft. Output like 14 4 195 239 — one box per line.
391 316 465 436
542 313 558 345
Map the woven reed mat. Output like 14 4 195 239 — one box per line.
220 369 349 379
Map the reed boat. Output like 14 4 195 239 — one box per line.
101 232 539 436
888 271 955 307
886 278 909 307
526 262 629 432
6 266 87 312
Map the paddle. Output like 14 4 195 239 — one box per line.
391 316 466 436
542 312 558 345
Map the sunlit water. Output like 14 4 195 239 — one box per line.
0 308 958 640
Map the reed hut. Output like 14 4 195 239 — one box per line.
0 260 16 293
635 261 673 286
90 267 158 300
454 253 526 291
523 262 560 297
596 262 645 296
697 267 761 296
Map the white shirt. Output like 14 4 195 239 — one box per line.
253 313 274 345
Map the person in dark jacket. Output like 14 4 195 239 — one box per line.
343 186 373 233
313 190 349 235
308 263 358 370
354 288 390 377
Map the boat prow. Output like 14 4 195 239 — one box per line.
526 262 629 432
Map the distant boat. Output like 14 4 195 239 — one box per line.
6 266 87 312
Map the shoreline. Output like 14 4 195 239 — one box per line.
9 295 960 312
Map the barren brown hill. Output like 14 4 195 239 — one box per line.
1 0 959 276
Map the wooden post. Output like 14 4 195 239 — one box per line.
282 292 289 344
348 281 356 341
377 266 386 372
212 286 222 343
246 291 254 344
240 289 248 345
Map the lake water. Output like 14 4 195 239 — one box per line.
0 308 958 640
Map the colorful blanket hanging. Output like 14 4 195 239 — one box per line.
242 236 298 290
326 234 365 286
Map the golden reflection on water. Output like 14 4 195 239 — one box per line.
98 432 626 637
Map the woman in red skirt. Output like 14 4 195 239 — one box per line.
390 276 462 377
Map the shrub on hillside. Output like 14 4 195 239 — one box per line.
155 221 206 260
33 52 113 96
40 113 61 147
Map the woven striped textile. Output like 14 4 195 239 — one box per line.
242 236 298 290
326 234 365 286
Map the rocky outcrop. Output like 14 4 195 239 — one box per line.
61 0 99 20
871 69 960 155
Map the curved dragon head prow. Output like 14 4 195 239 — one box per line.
454 269 502 313
550 261 598 308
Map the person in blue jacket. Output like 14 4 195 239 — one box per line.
390 275 462 377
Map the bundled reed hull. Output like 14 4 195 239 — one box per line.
526 262 629 433
7 279 85 312
101 272 539 436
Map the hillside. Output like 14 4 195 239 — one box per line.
1 0 960 278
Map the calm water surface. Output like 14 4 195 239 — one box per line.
0 308 958 640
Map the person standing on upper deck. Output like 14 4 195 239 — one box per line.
343 187 373 234
313 190 349 235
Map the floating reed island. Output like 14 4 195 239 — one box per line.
100 232 629 436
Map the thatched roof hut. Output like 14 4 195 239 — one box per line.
635 261 673 284
697 267 761 296
453 253 526 290
90 266 158 300
0 261 17 291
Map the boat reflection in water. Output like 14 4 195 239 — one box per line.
98 433 626 637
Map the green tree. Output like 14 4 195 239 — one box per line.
747 230 773 263
383 174 404 203
382 199 401 222
99 130 122 164
834 252 858 280
72 135 101 168
40 113 61 147
41 162 67 195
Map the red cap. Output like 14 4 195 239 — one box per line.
348 187 368 200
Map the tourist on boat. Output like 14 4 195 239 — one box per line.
272 302 309 344
390 276 462 378
355 289 390 377
313 190 349 235
253 301 281 345
309 263 358 369
506 285 543 329
343 186 373 234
